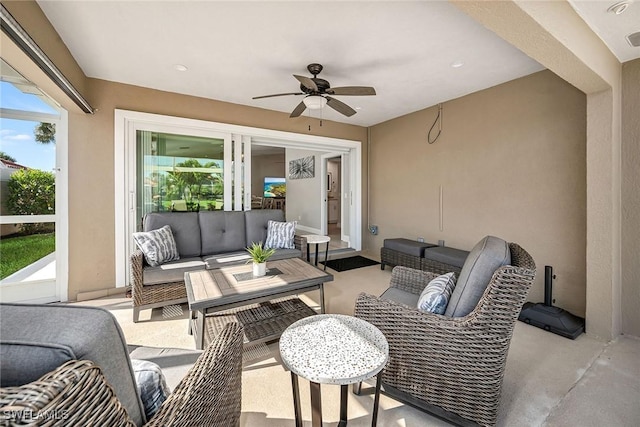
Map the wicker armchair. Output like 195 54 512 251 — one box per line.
0 322 244 427
354 243 536 426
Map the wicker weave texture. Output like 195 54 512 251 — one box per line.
0 360 135 427
355 243 536 426
420 258 462 275
148 322 244 426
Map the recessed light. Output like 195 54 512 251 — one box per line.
450 61 464 68
174 64 188 72
355 107 362 110
608 1 632 15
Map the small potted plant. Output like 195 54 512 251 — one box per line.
246 242 275 277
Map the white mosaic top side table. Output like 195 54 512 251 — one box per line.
303 234 331 271
279 314 389 427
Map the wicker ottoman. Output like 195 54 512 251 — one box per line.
380 238 436 271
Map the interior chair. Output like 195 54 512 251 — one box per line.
0 323 243 426
354 239 536 426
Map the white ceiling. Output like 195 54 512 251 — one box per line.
36 1 551 127
570 0 640 63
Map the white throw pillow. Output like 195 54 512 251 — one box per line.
417 272 457 315
265 220 297 249
132 225 180 267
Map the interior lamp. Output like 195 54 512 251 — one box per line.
303 95 327 110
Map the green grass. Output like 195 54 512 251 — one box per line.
0 233 55 280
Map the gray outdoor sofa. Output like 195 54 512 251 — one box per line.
131 209 306 322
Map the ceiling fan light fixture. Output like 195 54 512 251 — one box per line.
303 95 327 110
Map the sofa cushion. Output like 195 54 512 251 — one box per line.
199 211 246 255
444 236 511 318
142 257 206 286
245 209 285 247
423 246 469 268
265 220 297 249
128 345 202 392
131 359 169 419
417 272 457 315
380 287 420 308
144 212 201 258
133 225 180 267
0 303 146 426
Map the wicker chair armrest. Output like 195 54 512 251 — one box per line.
147 322 244 427
294 234 307 260
0 360 136 426
389 266 440 295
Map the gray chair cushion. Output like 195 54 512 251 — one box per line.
204 251 253 269
199 211 246 255
204 249 301 269
380 287 421 307
0 303 146 426
128 345 201 393
423 246 470 268
245 209 285 247
383 238 436 257
444 236 511 318
144 212 201 258
142 257 206 286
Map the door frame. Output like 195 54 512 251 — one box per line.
0 108 68 303
114 110 362 288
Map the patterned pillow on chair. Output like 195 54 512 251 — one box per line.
132 225 180 267
417 272 457 314
265 220 297 249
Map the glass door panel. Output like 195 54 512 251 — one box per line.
135 130 224 230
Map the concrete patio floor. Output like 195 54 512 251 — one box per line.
76 259 640 426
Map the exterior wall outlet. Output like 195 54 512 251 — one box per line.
417 237 425 243
369 225 378 235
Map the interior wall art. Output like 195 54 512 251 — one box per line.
289 155 315 179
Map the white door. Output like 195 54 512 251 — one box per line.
0 60 68 303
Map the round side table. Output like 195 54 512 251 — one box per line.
279 314 389 427
303 234 331 271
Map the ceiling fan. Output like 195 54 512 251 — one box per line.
252 63 376 118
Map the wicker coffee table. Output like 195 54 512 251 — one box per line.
185 257 333 349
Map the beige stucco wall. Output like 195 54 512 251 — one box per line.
621 59 640 336
366 70 587 316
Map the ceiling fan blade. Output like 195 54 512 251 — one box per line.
293 74 318 92
253 92 303 100
326 86 376 96
290 101 307 118
326 96 357 117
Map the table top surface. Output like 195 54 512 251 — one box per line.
279 314 389 385
303 234 331 244
185 257 333 310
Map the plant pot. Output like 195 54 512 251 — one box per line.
253 262 267 277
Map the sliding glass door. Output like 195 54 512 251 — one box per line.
135 131 226 230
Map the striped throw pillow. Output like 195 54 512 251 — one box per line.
417 272 457 314
132 225 180 267
265 220 297 249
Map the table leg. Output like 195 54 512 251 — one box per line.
314 243 319 266
306 243 311 263
319 284 325 314
290 373 302 427
195 310 205 350
310 381 323 427
338 384 348 427
323 241 329 271
371 372 383 427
